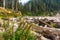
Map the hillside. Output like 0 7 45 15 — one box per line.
21 0 60 16
25 0 60 11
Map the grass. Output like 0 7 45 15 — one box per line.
0 17 36 40
0 7 36 40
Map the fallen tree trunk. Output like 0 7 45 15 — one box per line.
38 20 53 28
31 25 60 40
31 31 50 40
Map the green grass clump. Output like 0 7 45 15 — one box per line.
0 17 36 40
0 8 36 40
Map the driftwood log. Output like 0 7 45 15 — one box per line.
39 20 52 27
25 18 60 40
31 25 60 40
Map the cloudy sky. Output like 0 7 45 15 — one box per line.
19 0 30 4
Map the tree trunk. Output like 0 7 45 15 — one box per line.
15 0 18 12
12 0 14 10
3 0 5 8
31 26 60 40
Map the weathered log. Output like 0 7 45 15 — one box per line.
38 20 52 27
31 31 50 40
31 25 60 40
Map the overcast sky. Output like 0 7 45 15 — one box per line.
19 0 30 4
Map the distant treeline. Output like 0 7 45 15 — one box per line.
19 0 60 16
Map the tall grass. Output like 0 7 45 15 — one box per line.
0 17 36 40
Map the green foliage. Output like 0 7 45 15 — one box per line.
19 0 60 16
1 17 36 40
